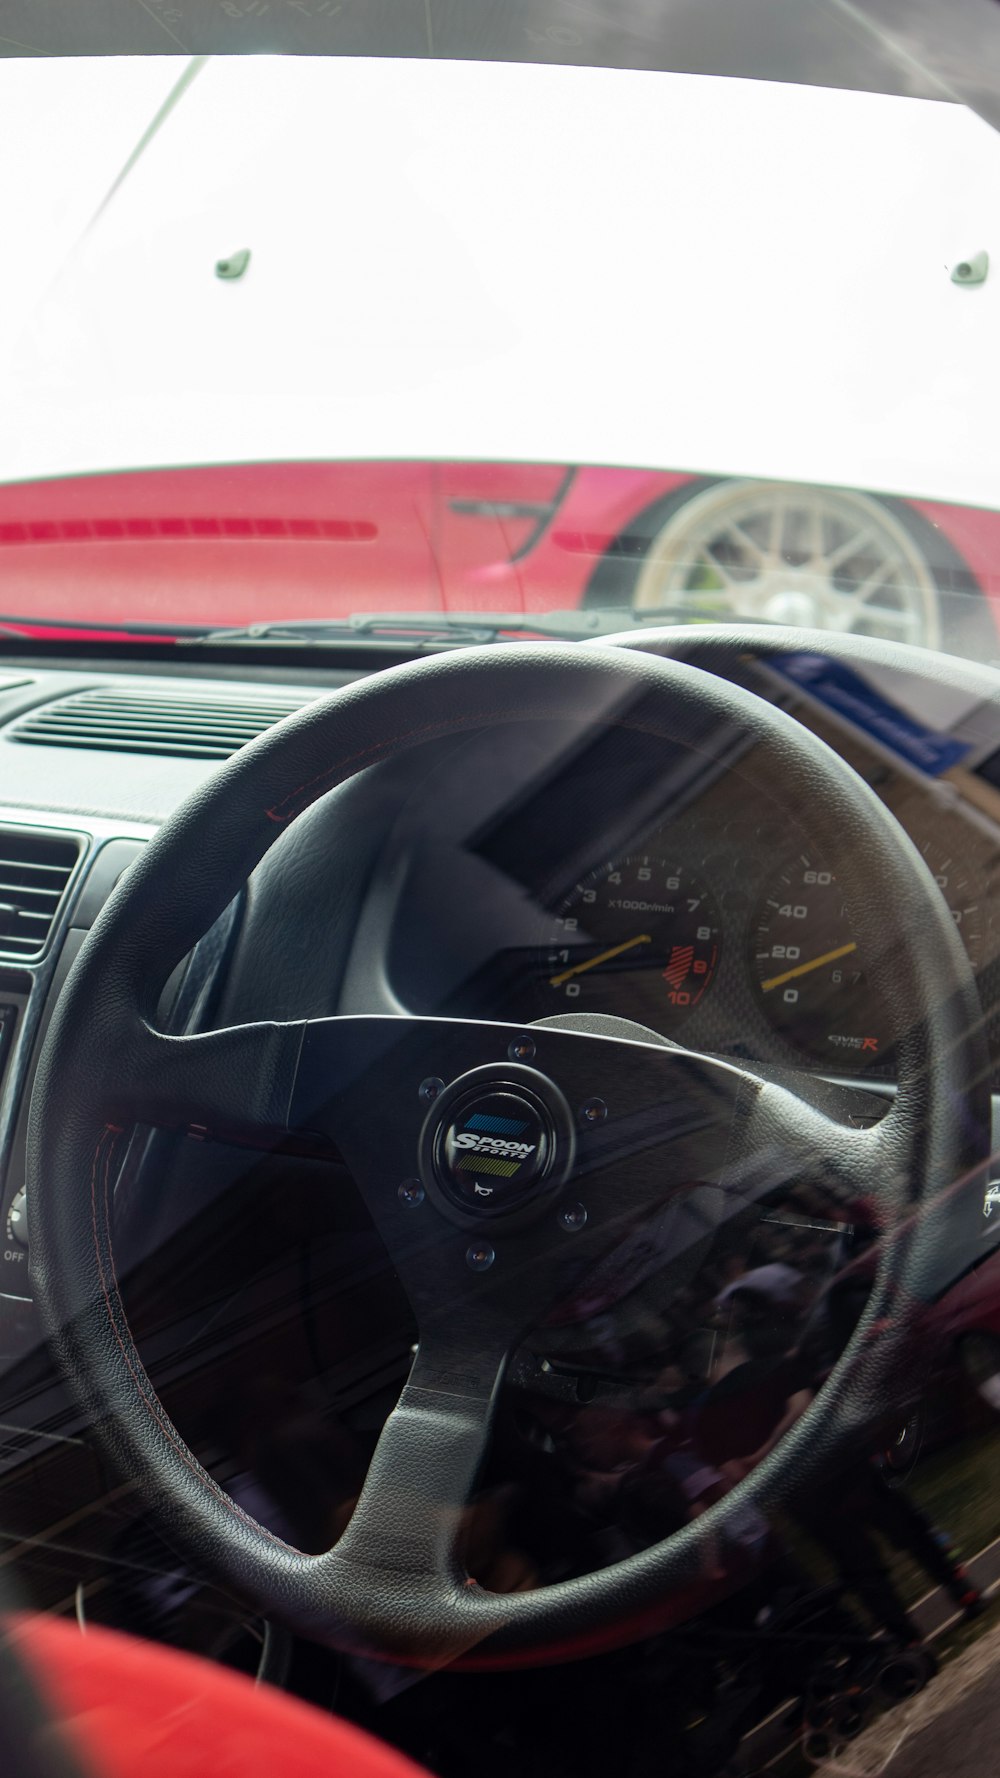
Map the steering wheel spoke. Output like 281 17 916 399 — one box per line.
108 1012 443 1151
110 1018 309 1146
731 1073 884 1205
331 1334 507 1600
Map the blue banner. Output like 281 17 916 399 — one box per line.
769 653 970 776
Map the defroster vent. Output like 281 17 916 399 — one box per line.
11 687 311 760
0 827 81 958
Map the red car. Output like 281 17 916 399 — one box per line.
2 461 1000 652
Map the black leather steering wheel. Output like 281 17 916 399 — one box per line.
27 642 989 1663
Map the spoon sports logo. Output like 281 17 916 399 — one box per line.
453 1111 536 1177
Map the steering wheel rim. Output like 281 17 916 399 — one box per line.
26 641 989 1662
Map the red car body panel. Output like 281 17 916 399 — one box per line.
909 498 1000 607
0 463 998 639
0 463 573 628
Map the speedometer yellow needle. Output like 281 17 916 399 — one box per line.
549 932 652 988
761 941 857 993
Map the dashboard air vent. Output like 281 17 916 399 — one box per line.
0 827 81 958
11 688 311 761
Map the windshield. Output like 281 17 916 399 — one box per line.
4 36 1000 654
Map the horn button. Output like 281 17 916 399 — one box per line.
420 1065 575 1222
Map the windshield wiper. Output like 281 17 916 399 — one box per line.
0 605 713 649
176 609 648 647
0 613 211 639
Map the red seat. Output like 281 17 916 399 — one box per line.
12 1615 429 1778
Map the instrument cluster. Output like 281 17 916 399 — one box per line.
530 815 995 1072
370 649 1000 1082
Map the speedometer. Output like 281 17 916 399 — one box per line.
540 853 721 1033
751 839 987 1064
751 855 888 1063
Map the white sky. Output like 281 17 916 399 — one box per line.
3 55 1000 507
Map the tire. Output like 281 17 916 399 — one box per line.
804 1730 832 1762
877 1648 934 1701
586 476 995 657
831 1697 868 1741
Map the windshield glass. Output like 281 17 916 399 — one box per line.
4 42 1000 653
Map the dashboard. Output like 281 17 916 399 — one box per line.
0 635 993 1320
340 644 1000 1085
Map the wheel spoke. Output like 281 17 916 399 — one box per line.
726 521 769 570
111 1018 309 1145
850 558 900 608
331 1335 507 1590
734 1073 882 1204
769 497 786 557
806 499 825 562
701 542 739 588
826 525 876 571
112 1013 423 1148
815 547 924 637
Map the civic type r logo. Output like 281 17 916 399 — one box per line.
454 1112 536 1177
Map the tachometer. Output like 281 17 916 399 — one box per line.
541 854 721 1032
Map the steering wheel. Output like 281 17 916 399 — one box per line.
27 642 989 1663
